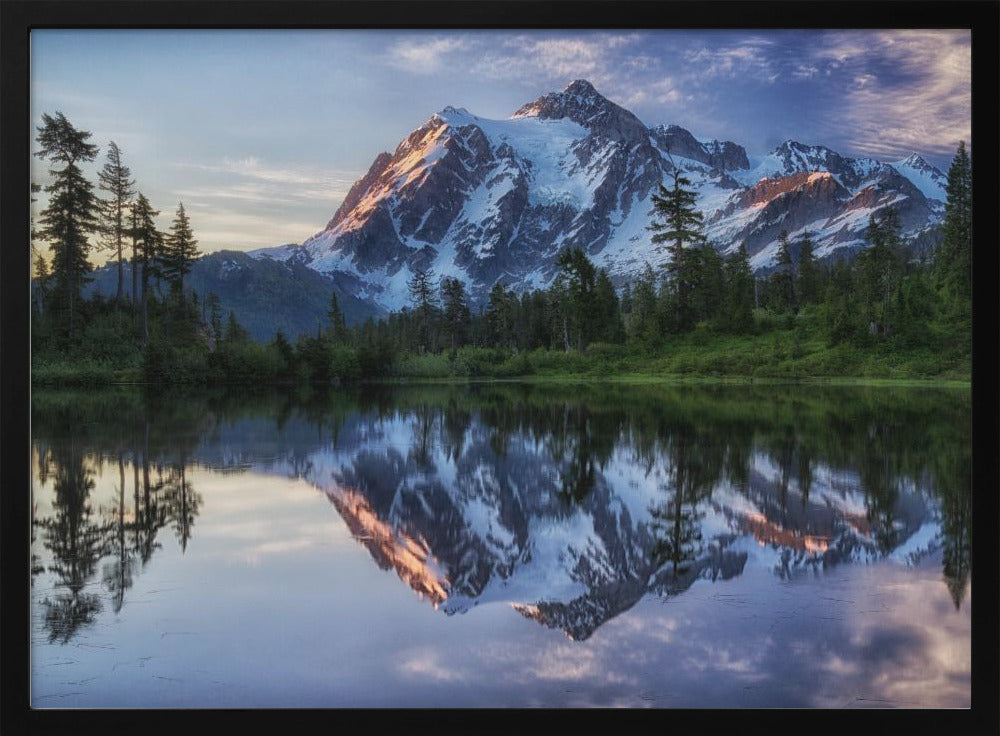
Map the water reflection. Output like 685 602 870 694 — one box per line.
32 394 206 642
31 383 972 644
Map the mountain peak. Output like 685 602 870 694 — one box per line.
896 152 931 169
775 139 832 155
512 79 616 122
432 105 476 126
563 78 599 96
510 80 651 144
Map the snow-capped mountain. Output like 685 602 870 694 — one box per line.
252 79 948 311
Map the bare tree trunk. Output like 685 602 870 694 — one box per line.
116 233 124 304
68 270 75 341
141 265 149 345
130 209 138 311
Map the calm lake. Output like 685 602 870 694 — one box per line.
30 382 971 708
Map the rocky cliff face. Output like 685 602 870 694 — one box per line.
251 79 947 310
649 124 750 171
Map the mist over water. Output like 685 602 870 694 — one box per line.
30 382 971 707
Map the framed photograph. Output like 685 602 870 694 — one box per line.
3 0 997 728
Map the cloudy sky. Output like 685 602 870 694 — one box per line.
30 29 971 257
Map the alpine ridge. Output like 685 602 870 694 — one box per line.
251 79 947 311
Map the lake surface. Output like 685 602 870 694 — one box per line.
30 382 971 708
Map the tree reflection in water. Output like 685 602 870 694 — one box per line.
31 383 972 642
32 392 204 642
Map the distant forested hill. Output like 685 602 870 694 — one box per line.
82 250 383 342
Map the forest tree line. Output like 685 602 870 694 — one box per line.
30 111 973 384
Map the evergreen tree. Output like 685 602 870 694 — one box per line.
271 331 296 381
772 229 797 314
33 253 51 315
407 267 439 353
554 247 597 351
128 199 141 319
96 141 135 303
619 282 633 317
628 263 659 346
131 193 162 344
824 256 860 345
592 269 624 343
440 277 471 350
327 292 348 343
936 141 972 308
525 289 552 350
795 231 819 307
206 293 224 347
486 282 516 350
649 169 706 331
34 112 100 340
722 244 754 333
161 202 199 300
30 181 42 244
224 310 249 344
690 242 725 325
857 208 902 339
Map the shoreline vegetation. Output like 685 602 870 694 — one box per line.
30 114 972 389
31 332 971 387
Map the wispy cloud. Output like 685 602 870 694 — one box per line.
388 36 474 73
682 37 779 84
176 204 321 250
819 30 971 158
178 157 359 199
166 157 362 249
618 77 683 107
471 33 644 89
792 64 819 80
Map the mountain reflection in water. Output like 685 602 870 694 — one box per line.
31 383 971 644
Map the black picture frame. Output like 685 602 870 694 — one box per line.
2 1 997 732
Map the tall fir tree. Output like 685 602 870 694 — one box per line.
857 208 903 340
554 247 597 351
824 256 860 345
327 292 348 343
722 243 754 333
936 141 972 309
486 282 517 350
690 242 725 325
131 193 162 344
30 181 43 271
34 112 100 340
772 229 797 314
628 263 659 345
440 277 471 350
407 267 439 353
206 293 223 347
592 269 624 343
97 141 135 304
224 310 250 343
161 202 199 300
33 253 51 316
795 231 819 307
649 169 706 332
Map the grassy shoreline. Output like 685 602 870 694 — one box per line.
30 365 971 389
31 323 971 389
385 374 972 388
